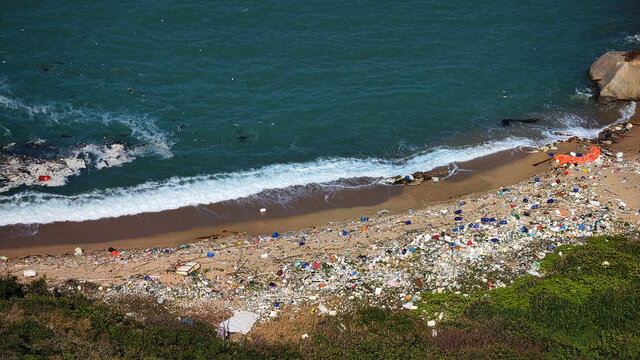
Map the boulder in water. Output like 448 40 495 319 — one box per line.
589 50 640 103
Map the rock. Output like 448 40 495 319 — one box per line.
23 269 37 277
589 51 640 103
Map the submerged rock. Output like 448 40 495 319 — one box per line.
589 50 640 103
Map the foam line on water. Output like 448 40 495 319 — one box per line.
0 93 174 159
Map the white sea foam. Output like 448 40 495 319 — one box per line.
571 87 593 100
625 34 640 44
77 143 136 170
0 93 174 159
616 101 636 124
0 94 50 117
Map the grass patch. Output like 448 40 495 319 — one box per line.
443 235 640 358
0 275 294 359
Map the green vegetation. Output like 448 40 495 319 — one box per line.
418 235 640 359
0 277 291 359
2 235 639 359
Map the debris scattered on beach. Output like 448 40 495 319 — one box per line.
2 121 639 334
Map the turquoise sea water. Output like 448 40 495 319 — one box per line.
0 1 639 225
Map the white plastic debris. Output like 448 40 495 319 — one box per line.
176 261 200 276
219 311 259 335
23 269 37 277
403 301 417 310
74 247 83 256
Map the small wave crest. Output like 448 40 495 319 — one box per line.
571 87 593 101
625 34 640 45
0 92 174 159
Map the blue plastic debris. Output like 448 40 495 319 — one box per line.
272 232 279 238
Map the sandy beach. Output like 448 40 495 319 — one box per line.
1 106 639 336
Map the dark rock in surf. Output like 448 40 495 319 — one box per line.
501 118 539 126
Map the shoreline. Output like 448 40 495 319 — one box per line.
0 104 638 258
0 104 638 331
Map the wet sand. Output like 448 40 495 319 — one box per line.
1 106 638 258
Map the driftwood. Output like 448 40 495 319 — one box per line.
533 157 554 167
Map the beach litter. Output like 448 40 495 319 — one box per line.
219 311 259 335
23 269 38 278
175 261 201 276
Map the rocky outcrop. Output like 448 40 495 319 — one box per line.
589 51 640 103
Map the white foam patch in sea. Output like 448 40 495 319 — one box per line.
625 34 640 44
541 101 636 141
571 87 593 101
0 93 174 159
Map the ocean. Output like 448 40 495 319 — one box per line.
1 0 639 227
